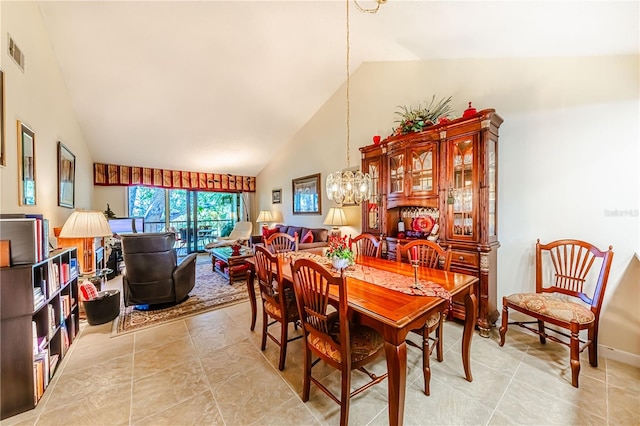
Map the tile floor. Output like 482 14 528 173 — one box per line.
4 289 639 425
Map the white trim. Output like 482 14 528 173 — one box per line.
599 344 640 368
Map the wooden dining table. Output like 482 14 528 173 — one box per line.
245 253 478 426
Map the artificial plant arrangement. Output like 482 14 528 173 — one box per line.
392 95 454 136
326 235 354 268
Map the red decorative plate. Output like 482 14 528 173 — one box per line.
412 216 436 234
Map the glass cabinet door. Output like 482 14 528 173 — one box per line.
388 151 404 196
364 157 381 231
409 143 437 196
488 138 497 238
450 137 475 238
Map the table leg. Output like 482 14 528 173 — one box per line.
461 290 478 382
384 340 407 426
246 269 257 331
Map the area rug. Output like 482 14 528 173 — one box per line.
112 255 252 335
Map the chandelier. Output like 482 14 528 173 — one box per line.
326 0 379 207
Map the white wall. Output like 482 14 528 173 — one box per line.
0 2 93 230
257 56 640 359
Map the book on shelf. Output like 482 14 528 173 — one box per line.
47 305 56 338
33 286 45 310
48 354 60 378
69 258 78 278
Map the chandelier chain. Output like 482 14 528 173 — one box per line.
346 0 351 168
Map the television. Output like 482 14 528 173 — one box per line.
108 217 144 235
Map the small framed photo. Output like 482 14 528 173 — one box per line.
272 189 282 204
292 173 321 215
57 142 75 208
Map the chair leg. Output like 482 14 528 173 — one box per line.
570 322 581 388
340 367 351 426
302 347 311 402
537 320 547 344
435 313 444 362
260 308 268 351
278 319 288 371
498 304 509 346
423 327 432 396
588 325 598 367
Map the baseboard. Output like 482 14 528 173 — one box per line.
599 344 640 368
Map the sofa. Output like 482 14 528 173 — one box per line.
252 224 329 251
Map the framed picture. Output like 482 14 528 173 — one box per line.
272 189 281 204
57 142 75 208
0 68 5 167
18 121 36 205
292 173 321 215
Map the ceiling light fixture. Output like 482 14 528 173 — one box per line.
326 0 374 207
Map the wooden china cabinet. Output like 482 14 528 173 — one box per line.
360 109 503 336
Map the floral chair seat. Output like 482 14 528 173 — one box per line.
505 293 595 324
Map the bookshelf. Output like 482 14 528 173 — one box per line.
0 248 79 420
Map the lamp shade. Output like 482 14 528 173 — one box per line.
59 211 112 238
323 208 348 227
256 210 274 223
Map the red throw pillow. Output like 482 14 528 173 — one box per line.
80 282 98 301
301 230 314 244
262 227 278 238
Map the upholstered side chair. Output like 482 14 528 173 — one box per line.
499 239 614 387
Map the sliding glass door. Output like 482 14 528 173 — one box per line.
127 186 243 253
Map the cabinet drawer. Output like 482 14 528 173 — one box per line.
451 250 479 268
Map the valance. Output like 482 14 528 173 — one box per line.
93 163 255 193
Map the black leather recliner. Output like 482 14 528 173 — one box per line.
121 232 197 307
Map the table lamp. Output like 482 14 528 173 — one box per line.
256 210 275 230
59 210 112 275
323 207 348 237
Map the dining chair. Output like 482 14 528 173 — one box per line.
348 233 382 258
291 258 388 426
397 239 452 395
265 232 298 254
499 239 614 387
253 245 301 370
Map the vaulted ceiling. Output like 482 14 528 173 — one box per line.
36 1 639 176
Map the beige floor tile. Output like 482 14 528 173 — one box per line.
44 353 133 407
63 331 134 373
133 335 198 380
211 362 299 425
607 357 640 392
249 395 321 426
132 390 223 426
493 379 607 425
133 319 190 352
607 384 640 425
36 382 132 426
200 338 273 386
130 360 210 422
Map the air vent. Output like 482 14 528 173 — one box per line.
8 35 25 72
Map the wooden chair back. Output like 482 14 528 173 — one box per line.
536 239 614 319
254 245 284 306
397 240 452 271
349 233 382 258
265 232 298 254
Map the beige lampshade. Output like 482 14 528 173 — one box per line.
256 210 274 224
59 211 112 238
323 208 348 227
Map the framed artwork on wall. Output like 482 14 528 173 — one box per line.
272 189 281 204
0 68 5 167
57 142 75 208
292 173 321 215
18 121 36 205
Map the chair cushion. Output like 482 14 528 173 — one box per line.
308 324 384 364
264 290 299 321
506 293 595 324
